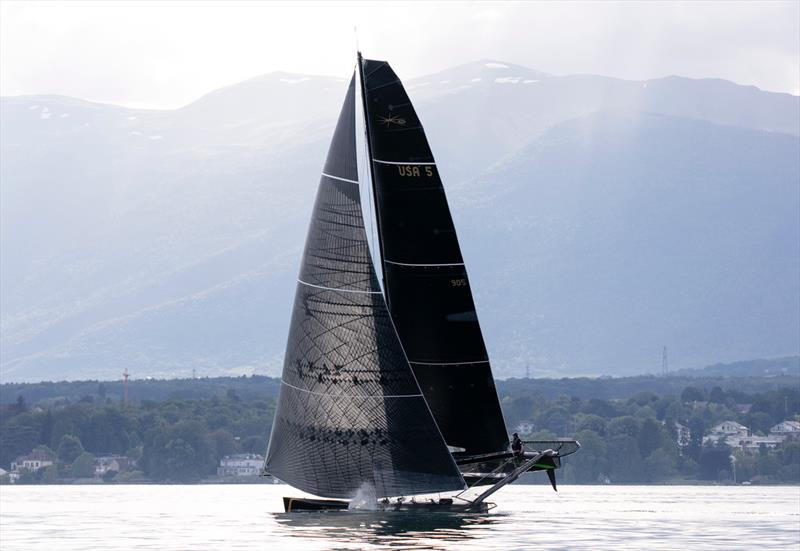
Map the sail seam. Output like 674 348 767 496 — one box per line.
373 159 436 166
321 172 359 185
385 260 465 267
297 279 381 294
281 379 423 399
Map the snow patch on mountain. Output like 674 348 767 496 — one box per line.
495 76 522 84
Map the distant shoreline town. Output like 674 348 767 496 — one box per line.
1 360 798 486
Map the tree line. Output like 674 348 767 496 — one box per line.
0 389 274 483
1 379 797 484
505 385 799 484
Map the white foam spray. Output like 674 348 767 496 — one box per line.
348 481 378 510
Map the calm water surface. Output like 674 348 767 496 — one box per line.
1 484 798 550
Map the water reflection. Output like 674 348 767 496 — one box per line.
273 510 502 549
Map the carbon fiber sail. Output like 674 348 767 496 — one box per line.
265 75 466 499
359 58 509 457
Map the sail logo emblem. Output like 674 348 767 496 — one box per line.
377 114 406 126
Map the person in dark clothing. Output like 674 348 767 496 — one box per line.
511 433 523 456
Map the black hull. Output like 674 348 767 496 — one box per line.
282 497 490 513
283 497 350 512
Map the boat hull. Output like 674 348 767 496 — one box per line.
283 497 350 512
282 497 490 513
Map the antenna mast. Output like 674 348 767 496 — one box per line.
122 368 130 404
662 346 668 377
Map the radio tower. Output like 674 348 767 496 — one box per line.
122 368 130 404
662 346 668 377
525 362 530 379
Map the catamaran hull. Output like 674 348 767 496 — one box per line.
282 497 491 513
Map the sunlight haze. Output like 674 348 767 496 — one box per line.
1 1 798 109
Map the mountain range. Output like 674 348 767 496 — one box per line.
1 60 798 382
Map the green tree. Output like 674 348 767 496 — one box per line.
708 386 726 404
564 429 608 483
40 465 59 484
40 410 54 448
165 438 198 482
534 406 572 435
644 448 676 481
608 416 641 440
681 386 705 403
698 443 731 480
686 416 705 462
240 436 266 454
747 412 773 435
70 452 96 478
607 435 644 483
638 418 665 458
11 396 28 416
0 415 40 467
57 435 85 464
577 415 607 436
211 429 237 460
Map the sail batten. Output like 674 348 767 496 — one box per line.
265 74 466 499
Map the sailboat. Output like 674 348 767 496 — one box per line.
264 53 579 513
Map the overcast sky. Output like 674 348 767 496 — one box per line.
1 1 798 109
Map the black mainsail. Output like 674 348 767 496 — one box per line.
265 75 466 499
358 58 509 458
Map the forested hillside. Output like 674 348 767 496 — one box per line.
2 372 797 485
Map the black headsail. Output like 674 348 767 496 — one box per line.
359 58 509 458
265 75 465 499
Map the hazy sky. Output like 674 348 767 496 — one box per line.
1 1 798 109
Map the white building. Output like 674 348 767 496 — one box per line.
735 435 785 451
94 455 133 477
704 421 751 449
10 449 55 472
709 421 749 436
217 454 264 477
770 420 800 435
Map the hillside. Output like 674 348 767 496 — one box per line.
1 60 798 382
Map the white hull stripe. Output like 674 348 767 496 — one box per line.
298 279 381 294
385 260 465 267
281 379 422 399
373 159 436 166
321 172 359 185
409 360 490 366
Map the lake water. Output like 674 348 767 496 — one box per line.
1 484 798 550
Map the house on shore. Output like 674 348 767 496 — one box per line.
770 420 800 436
704 419 799 452
94 455 134 477
217 454 264 477
10 448 55 472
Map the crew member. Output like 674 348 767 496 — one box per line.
511 433 523 456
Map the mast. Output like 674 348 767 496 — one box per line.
356 52 390 308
